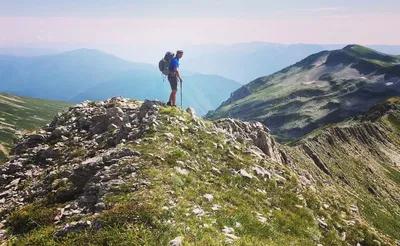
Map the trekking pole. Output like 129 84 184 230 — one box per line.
180 81 183 109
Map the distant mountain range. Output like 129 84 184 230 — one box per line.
3 43 400 84
0 49 241 115
207 45 400 141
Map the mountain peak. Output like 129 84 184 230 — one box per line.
60 48 110 57
325 44 399 68
342 44 364 51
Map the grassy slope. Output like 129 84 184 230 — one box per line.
345 45 400 67
286 97 400 242
293 96 400 144
7 105 397 245
0 93 73 162
207 45 400 140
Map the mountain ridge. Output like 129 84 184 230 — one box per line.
207 45 400 141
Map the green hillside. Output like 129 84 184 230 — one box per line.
0 93 73 162
207 45 400 141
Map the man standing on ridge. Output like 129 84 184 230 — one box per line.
167 50 184 107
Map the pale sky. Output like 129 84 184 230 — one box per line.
0 0 399 46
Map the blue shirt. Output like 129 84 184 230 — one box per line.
169 57 179 72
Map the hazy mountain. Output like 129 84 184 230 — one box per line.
207 45 400 141
0 49 155 100
0 49 240 115
2 42 400 84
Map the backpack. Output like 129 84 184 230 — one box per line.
159 51 175 76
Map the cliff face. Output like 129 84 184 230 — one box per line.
0 97 399 245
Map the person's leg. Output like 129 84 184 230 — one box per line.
171 90 177 106
168 92 173 105
170 76 178 106
167 75 175 105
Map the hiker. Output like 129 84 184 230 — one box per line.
167 50 184 107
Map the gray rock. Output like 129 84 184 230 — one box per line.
214 119 284 164
222 226 235 234
212 204 221 211
138 100 164 120
317 218 328 230
164 133 175 139
0 190 11 198
36 148 56 161
8 162 23 172
192 208 204 216
170 236 184 246
239 169 253 179
175 167 189 176
203 194 214 201
55 220 92 237
251 166 272 179
94 202 106 211
90 115 110 134
52 126 70 138
350 205 359 213
106 107 124 118
186 107 196 117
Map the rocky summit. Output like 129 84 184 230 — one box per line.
0 96 399 245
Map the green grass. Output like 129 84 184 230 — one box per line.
345 45 399 67
207 82 317 121
0 93 73 150
0 150 7 163
387 97 400 105
7 201 59 235
385 166 400 185
387 114 400 134
367 59 396 67
359 199 400 240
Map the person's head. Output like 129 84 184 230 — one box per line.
176 50 184 59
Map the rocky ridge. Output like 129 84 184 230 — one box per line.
0 97 399 245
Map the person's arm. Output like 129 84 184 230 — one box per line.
174 67 183 82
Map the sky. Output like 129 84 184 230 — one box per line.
0 0 399 48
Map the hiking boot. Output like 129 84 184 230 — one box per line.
166 101 172 106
